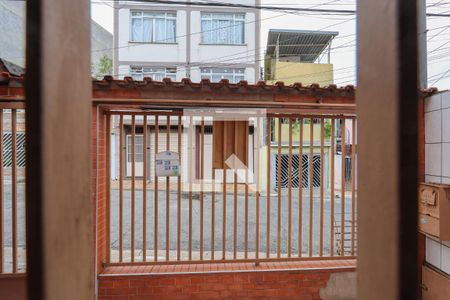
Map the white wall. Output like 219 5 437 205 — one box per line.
424 91 450 276
115 3 259 82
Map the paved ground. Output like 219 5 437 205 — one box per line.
109 188 357 260
1 183 357 266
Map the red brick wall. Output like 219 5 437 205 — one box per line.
93 105 108 274
98 269 351 300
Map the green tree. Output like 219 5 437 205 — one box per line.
92 55 112 79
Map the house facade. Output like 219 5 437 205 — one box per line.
113 0 261 83
264 29 337 86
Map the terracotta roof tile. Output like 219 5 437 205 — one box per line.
0 72 439 99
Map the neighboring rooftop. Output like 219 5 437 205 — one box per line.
0 58 24 76
0 72 440 103
265 29 339 63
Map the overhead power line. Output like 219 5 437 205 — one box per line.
92 0 450 17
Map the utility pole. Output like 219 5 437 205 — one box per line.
418 0 427 88
186 0 192 78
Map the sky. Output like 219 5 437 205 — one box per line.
91 0 450 90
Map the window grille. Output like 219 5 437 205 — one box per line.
274 154 321 189
3 132 26 168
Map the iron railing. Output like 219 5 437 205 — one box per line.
0 104 26 274
104 109 358 266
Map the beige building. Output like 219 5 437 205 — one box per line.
264 29 337 86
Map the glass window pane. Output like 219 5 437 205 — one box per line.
143 18 153 42
153 73 165 80
154 18 166 42
212 68 227 73
233 21 244 44
131 18 143 41
218 20 231 44
166 19 176 42
131 74 143 81
235 75 245 82
201 20 212 43
213 13 233 19
127 136 132 162
212 75 222 82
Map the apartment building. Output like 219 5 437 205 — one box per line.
113 0 261 83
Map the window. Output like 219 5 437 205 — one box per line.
130 66 177 81
3 132 25 168
130 11 176 43
3 132 26 168
201 68 245 83
127 135 144 163
201 13 245 44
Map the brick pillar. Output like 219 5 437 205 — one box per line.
93 105 108 274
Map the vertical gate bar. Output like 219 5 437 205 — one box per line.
233 174 237 259
288 118 293 257
222 169 227 260
211 169 215 260
298 118 303 257
154 115 159 261
222 122 227 260
166 116 170 261
255 116 261 261
200 119 205 260
277 118 282 258
309 117 314 257
244 121 249 259
0 110 3 273
143 115 147 262
330 119 335 256
188 116 193 261
12 109 17 272
351 119 356 256
131 115 136 262
211 117 215 260
340 118 346 256
105 114 111 263
320 118 325 257
119 115 124 262
266 117 271 258
233 122 238 260
177 116 181 261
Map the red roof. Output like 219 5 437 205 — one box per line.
0 72 438 103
